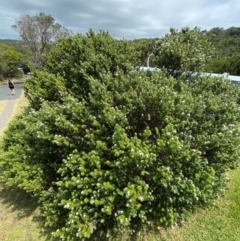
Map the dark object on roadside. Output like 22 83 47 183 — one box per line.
7 79 15 95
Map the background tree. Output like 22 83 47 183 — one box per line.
203 26 240 75
204 54 240 75
12 12 72 69
205 26 240 55
0 39 32 74
0 39 24 51
154 27 216 76
0 43 24 79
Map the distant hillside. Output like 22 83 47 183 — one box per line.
203 27 240 56
0 39 24 50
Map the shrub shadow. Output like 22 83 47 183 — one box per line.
0 182 53 240
0 183 39 219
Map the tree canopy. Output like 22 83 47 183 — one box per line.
12 12 72 69
2 24 240 76
154 27 216 76
0 43 24 79
203 27 240 75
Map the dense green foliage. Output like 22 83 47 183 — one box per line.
0 39 24 50
205 27 240 56
154 27 216 76
1 25 240 77
0 39 32 76
1 29 240 240
204 27 240 75
0 43 24 79
205 54 240 76
41 29 142 102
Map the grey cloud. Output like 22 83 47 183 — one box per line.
0 0 239 40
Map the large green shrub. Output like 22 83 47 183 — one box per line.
42 29 141 102
1 30 240 240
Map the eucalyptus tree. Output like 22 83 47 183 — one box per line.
12 12 72 69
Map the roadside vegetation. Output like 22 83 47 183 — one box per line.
0 94 239 241
0 153 239 240
0 101 7 115
0 13 240 240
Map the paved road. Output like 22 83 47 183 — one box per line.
0 83 23 101
0 83 24 131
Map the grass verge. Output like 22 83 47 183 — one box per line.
0 185 46 241
0 101 7 115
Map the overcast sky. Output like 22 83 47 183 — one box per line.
1 0 240 40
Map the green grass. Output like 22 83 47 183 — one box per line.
0 185 47 241
0 101 7 115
